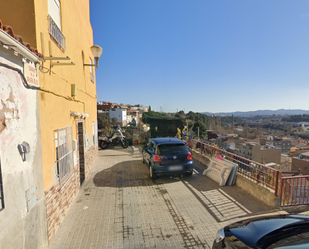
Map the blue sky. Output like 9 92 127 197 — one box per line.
90 1 309 113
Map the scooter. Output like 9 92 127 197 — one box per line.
99 125 129 149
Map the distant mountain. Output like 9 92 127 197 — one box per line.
201 109 309 117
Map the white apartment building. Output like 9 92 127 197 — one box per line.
110 108 127 127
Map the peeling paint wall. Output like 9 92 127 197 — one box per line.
0 48 48 248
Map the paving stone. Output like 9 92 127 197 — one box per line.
49 146 291 249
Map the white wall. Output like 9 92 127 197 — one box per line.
110 108 126 126
0 47 48 248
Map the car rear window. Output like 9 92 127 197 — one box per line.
157 144 189 155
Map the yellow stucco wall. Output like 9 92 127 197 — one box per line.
0 1 37 47
33 0 98 190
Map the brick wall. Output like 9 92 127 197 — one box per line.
45 145 98 243
45 166 79 242
85 145 98 179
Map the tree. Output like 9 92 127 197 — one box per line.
192 120 207 139
112 117 118 124
98 116 112 135
175 113 182 118
142 110 168 118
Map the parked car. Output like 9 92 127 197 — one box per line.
213 214 309 249
142 137 193 179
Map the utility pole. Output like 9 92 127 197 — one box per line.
198 127 199 141
187 119 188 133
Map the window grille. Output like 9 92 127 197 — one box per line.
0 159 4 211
48 15 66 50
55 126 74 186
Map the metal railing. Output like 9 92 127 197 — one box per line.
55 127 74 187
280 176 309 206
190 139 291 200
48 15 66 51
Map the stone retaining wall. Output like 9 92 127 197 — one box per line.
191 149 280 209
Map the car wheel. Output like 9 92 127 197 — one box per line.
149 165 157 179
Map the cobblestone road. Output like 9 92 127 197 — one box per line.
49 146 304 249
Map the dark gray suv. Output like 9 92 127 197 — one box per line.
213 214 309 249
142 137 193 179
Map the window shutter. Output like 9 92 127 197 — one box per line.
48 0 61 30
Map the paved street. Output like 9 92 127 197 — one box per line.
49 146 296 249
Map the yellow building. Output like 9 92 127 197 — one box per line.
0 0 101 245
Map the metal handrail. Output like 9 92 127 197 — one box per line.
280 175 309 206
191 139 281 193
190 138 309 207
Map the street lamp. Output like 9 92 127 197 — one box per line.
83 45 103 68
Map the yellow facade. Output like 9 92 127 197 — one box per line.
290 147 297 153
34 0 98 190
0 1 37 46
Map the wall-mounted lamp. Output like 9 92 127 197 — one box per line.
83 45 103 68
17 141 30 162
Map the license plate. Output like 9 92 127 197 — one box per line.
169 166 183 171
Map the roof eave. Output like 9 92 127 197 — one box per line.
0 29 41 63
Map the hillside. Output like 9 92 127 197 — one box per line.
202 109 309 117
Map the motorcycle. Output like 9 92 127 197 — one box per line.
99 125 129 149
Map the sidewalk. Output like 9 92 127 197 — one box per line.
49 146 301 249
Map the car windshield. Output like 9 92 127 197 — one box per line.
259 225 309 249
157 144 188 155
266 230 309 248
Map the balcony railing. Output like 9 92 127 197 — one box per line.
280 176 309 206
189 139 309 207
48 15 66 51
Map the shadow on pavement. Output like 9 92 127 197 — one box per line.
93 160 185 188
182 161 275 215
93 155 274 217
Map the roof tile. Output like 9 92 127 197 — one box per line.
0 19 43 58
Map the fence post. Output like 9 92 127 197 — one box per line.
257 165 261 184
279 178 284 206
275 171 279 196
